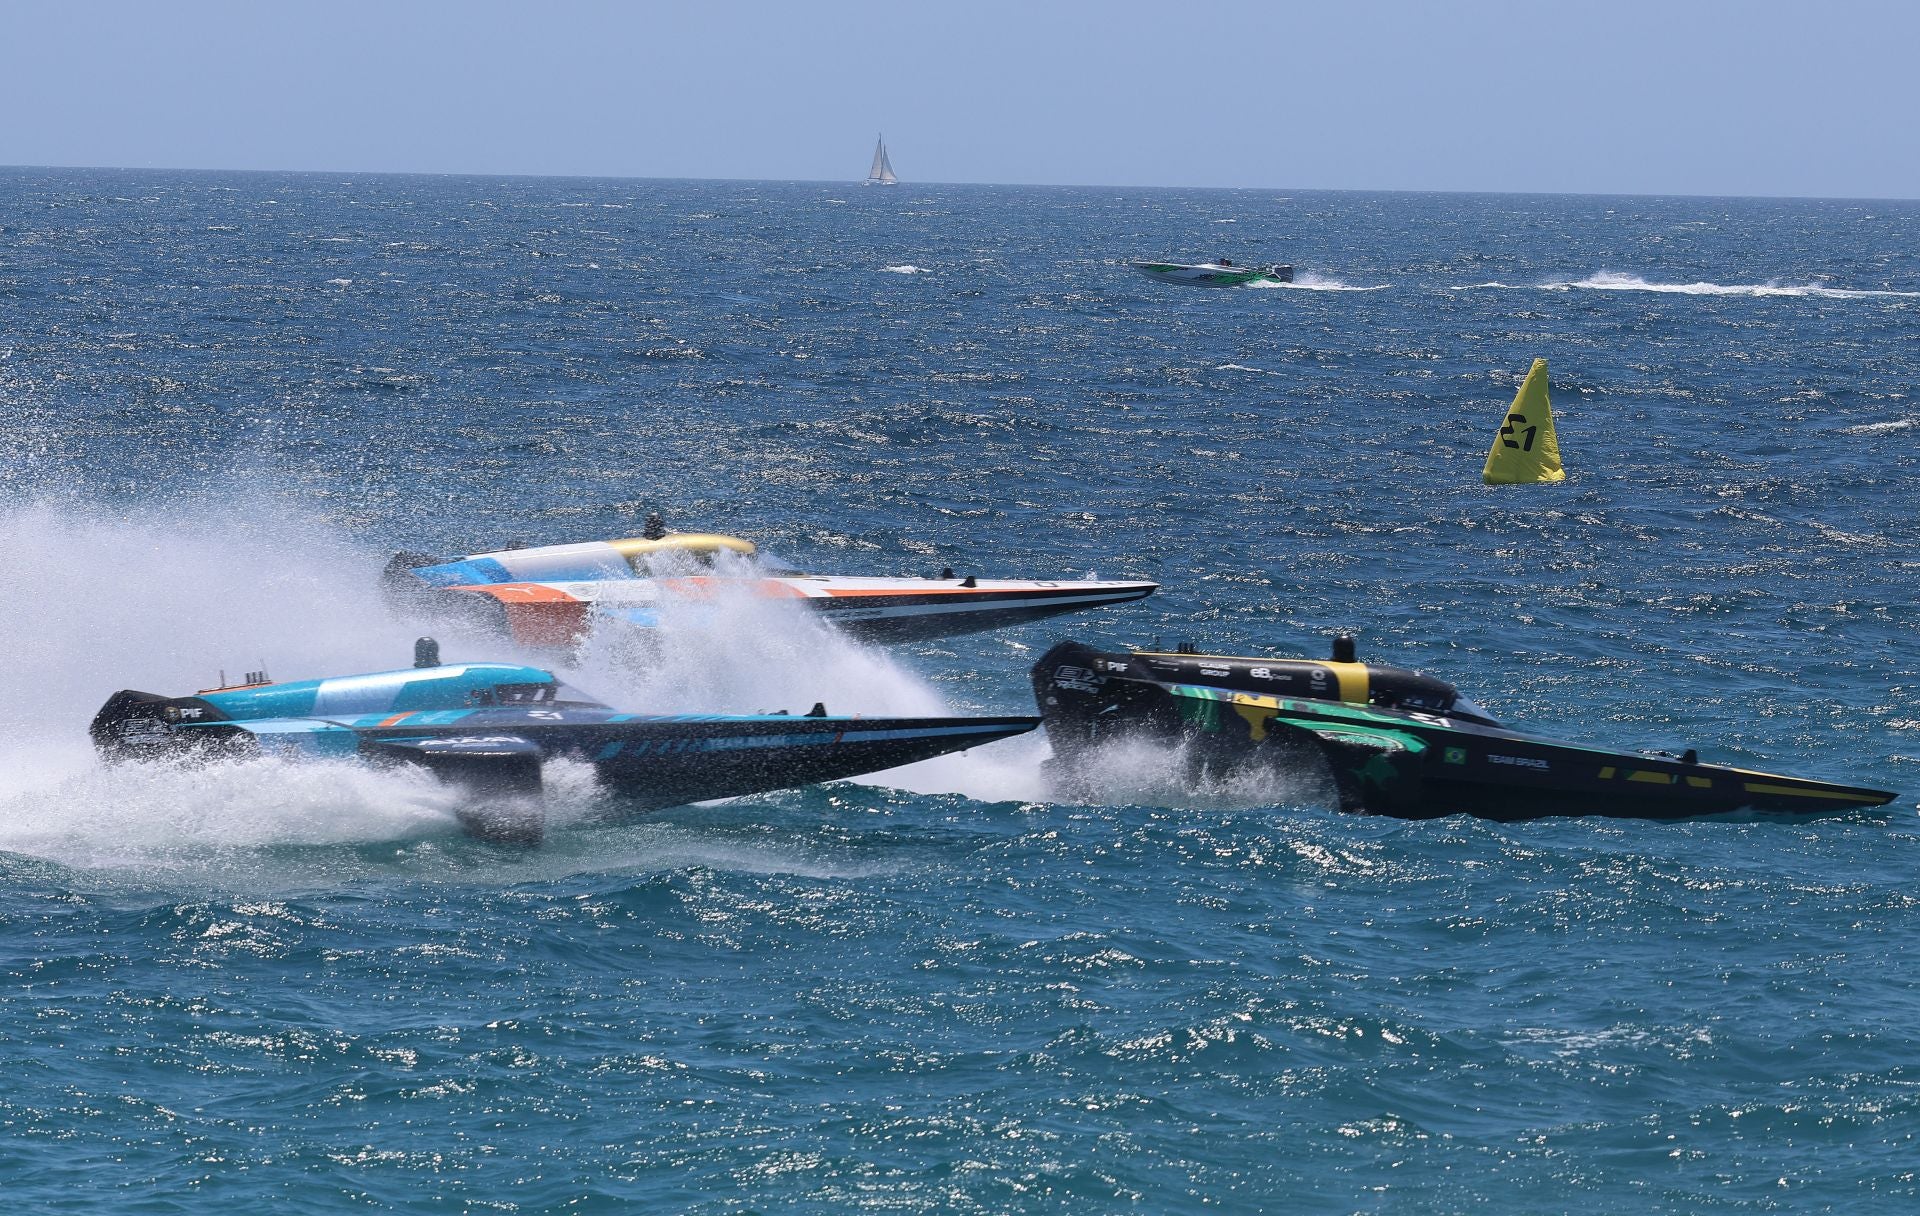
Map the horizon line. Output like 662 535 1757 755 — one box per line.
2 161 1917 206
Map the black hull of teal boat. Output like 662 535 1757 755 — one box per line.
1031 640 1896 822
352 711 1038 811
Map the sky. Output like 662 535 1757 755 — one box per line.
2 0 1917 199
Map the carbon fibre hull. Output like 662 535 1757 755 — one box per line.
1033 641 1896 821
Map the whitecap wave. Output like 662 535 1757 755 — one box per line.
1838 418 1917 435
1452 272 1920 299
880 264 931 274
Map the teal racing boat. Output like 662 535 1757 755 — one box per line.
92 640 1037 842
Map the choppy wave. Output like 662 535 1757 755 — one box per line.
1452 271 1920 298
1839 418 1918 435
6 173 1920 1210
880 264 931 274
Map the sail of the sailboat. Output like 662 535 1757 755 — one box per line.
865 135 898 186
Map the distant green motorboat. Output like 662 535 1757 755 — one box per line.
1132 260 1294 287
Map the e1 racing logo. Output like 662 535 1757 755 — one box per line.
1052 665 1100 694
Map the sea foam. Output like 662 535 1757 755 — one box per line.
1250 272 1391 292
1452 272 1920 299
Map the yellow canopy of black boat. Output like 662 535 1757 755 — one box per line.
1483 358 1566 485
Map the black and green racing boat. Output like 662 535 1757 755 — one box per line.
1032 639 1897 821
1131 260 1293 287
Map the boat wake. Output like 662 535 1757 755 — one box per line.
1038 736 1338 813
1251 273 1390 292
1452 272 1920 299
1837 418 1917 436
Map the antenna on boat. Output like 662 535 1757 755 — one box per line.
415 637 441 668
1332 636 1357 663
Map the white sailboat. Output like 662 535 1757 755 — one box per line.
864 134 898 186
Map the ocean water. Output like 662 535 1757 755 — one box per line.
2 169 1918 1211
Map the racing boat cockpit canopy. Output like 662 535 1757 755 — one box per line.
608 533 758 572
465 678 602 707
1363 671 1501 726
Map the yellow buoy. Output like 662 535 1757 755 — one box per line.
1482 357 1566 485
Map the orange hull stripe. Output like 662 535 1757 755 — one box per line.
454 583 582 604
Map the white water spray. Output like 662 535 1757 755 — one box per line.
1038 735 1340 813
0 500 1047 868
1249 273 1391 292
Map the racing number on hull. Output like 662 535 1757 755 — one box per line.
1500 411 1538 452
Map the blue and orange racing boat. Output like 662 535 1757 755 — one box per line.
383 529 1158 649
92 641 1037 842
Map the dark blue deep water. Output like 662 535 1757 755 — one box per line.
3 169 1918 1211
